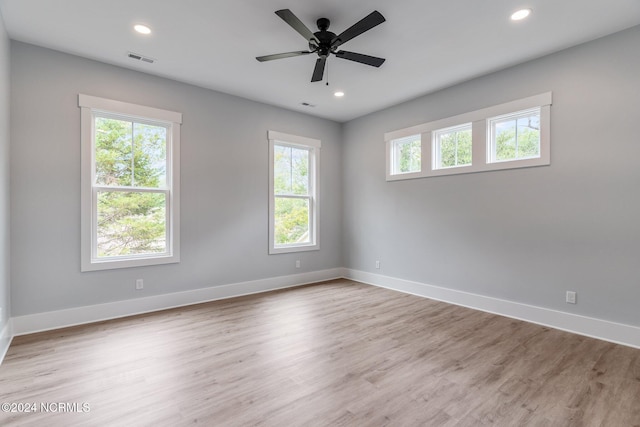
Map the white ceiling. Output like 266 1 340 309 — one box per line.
1 0 639 122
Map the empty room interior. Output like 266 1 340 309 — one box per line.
1 0 639 425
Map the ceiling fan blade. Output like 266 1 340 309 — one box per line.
275 9 320 45
334 51 385 67
311 57 326 82
331 11 385 48
256 51 312 62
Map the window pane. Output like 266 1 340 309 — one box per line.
95 118 168 188
274 197 310 245
273 145 291 193
133 123 167 188
492 110 540 162
392 135 421 174
274 144 309 195
291 147 309 195
95 117 133 186
434 125 472 169
494 118 516 161
516 115 540 158
96 191 167 257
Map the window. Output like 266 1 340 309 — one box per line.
433 123 472 169
385 92 551 180
79 94 181 271
390 134 421 175
268 131 320 254
489 108 540 163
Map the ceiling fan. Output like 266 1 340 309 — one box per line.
256 9 386 82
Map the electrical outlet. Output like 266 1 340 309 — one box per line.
566 291 577 304
136 279 144 290
295 260 301 268
375 260 380 269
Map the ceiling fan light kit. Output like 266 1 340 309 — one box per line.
256 9 386 82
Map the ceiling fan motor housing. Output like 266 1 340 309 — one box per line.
312 18 336 57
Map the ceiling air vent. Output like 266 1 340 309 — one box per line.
127 52 155 64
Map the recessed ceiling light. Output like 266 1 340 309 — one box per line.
134 24 152 35
334 91 345 97
510 8 532 21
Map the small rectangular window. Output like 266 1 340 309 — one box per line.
390 134 421 175
433 123 472 170
489 108 540 163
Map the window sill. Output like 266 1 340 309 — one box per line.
269 244 320 255
81 254 180 272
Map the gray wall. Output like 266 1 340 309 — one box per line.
342 26 640 327
0 11 10 332
8 26 640 329
10 42 342 316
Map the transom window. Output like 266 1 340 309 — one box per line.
385 92 551 180
390 134 421 175
79 94 181 271
433 123 472 169
489 108 541 162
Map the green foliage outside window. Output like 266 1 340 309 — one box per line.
398 139 421 173
494 114 540 161
437 127 472 168
94 117 168 257
273 145 310 245
274 197 310 245
392 136 421 174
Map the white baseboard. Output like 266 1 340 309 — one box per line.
11 268 345 337
344 269 640 349
5 266 639 367
0 318 13 364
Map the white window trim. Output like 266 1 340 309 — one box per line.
487 107 543 164
385 92 552 180
388 134 422 177
432 122 473 171
268 130 320 255
79 94 182 271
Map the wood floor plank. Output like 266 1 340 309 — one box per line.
1 279 638 426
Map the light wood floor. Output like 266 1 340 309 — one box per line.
1 280 639 426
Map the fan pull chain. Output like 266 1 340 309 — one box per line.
326 61 329 86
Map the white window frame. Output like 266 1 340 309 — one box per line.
268 130 320 254
79 94 181 271
488 107 542 163
385 92 551 180
432 123 473 170
389 134 422 177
